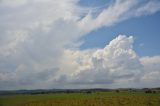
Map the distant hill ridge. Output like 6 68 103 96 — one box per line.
0 88 160 96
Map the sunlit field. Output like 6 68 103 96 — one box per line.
0 91 160 106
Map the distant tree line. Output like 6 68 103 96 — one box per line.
145 89 157 93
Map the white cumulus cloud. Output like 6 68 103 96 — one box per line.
59 35 160 88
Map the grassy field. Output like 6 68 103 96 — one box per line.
0 91 160 106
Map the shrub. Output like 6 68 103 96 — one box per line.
145 90 152 93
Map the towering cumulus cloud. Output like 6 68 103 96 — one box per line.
0 0 160 89
62 35 160 88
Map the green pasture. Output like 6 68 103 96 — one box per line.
0 91 160 106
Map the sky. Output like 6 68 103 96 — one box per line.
0 0 160 90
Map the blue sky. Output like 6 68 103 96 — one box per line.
0 0 160 90
81 11 160 56
79 0 112 7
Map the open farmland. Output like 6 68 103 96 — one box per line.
0 91 160 106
